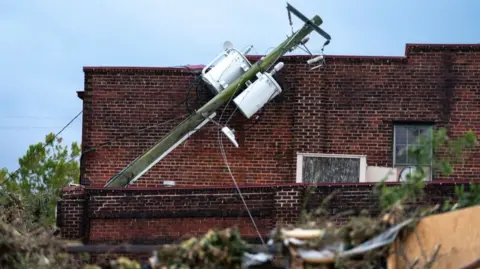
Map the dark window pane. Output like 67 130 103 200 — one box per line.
419 126 432 141
408 126 431 143
395 144 407 164
409 126 420 140
395 126 407 145
408 126 421 143
302 156 360 183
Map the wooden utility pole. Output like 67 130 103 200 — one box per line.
105 15 324 187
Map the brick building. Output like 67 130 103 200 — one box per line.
58 43 480 252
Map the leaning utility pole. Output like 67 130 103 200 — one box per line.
105 10 326 187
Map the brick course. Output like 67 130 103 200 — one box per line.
58 181 467 246
56 185 87 240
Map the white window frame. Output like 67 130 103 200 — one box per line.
296 153 367 183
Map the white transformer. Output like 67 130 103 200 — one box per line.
233 62 284 119
201 43 252 94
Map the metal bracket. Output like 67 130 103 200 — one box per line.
286 2 331 41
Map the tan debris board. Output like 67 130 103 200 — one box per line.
387 205 480 269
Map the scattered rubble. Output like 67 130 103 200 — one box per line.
0 193 81 269
3 183 480 269
153 228 250 269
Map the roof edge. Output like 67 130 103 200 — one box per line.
83 65 205 74
83 43 480 73
405 43 480 54
85 179 476 192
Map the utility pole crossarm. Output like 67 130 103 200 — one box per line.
287 3 331 41
104 14 324 188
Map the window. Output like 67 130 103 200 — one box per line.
393 124 433 180
393 124 433 166
296 153 366 183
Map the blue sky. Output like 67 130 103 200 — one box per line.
0 0 478 170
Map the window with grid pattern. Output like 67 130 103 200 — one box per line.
393 124 433 167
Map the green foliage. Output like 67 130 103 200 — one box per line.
156 228 249 269
376 128 478 210
443 183 480 211
431 129 478 176
377 168 427 209
0 133 80 227
0 191 81 269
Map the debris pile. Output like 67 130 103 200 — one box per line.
138 193 479 269
0 193 80 269
3 191 478 269
2 202 480 269
262 201 412 269
3 182 480 269
154 228 250 269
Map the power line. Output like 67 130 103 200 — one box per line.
53 111 83 140
217 129 266 246
216 81 285 246
0 126 67 130
1 69 203 185
81 78 201 154
0 116 70 120
1 73 202 187
218 83 242 126
0 110 83 186
81 113 188 154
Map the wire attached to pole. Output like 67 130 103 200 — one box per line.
0 110 83 186
287 4 294 35
218 130 266 246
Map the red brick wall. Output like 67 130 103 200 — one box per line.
58 182 463 245
88 218 272 243
79 44 480 187
79 65 296 187
56 185 87 241
83 185 278 244
288 45 480 175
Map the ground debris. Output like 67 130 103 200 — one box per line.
262 198 428 269
3 186 479 269
151 228 250 269
0 193 81 269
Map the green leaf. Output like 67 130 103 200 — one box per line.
1 132 80 226
438 160 453 176
378 128 478 210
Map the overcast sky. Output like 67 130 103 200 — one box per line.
0 0 478 171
